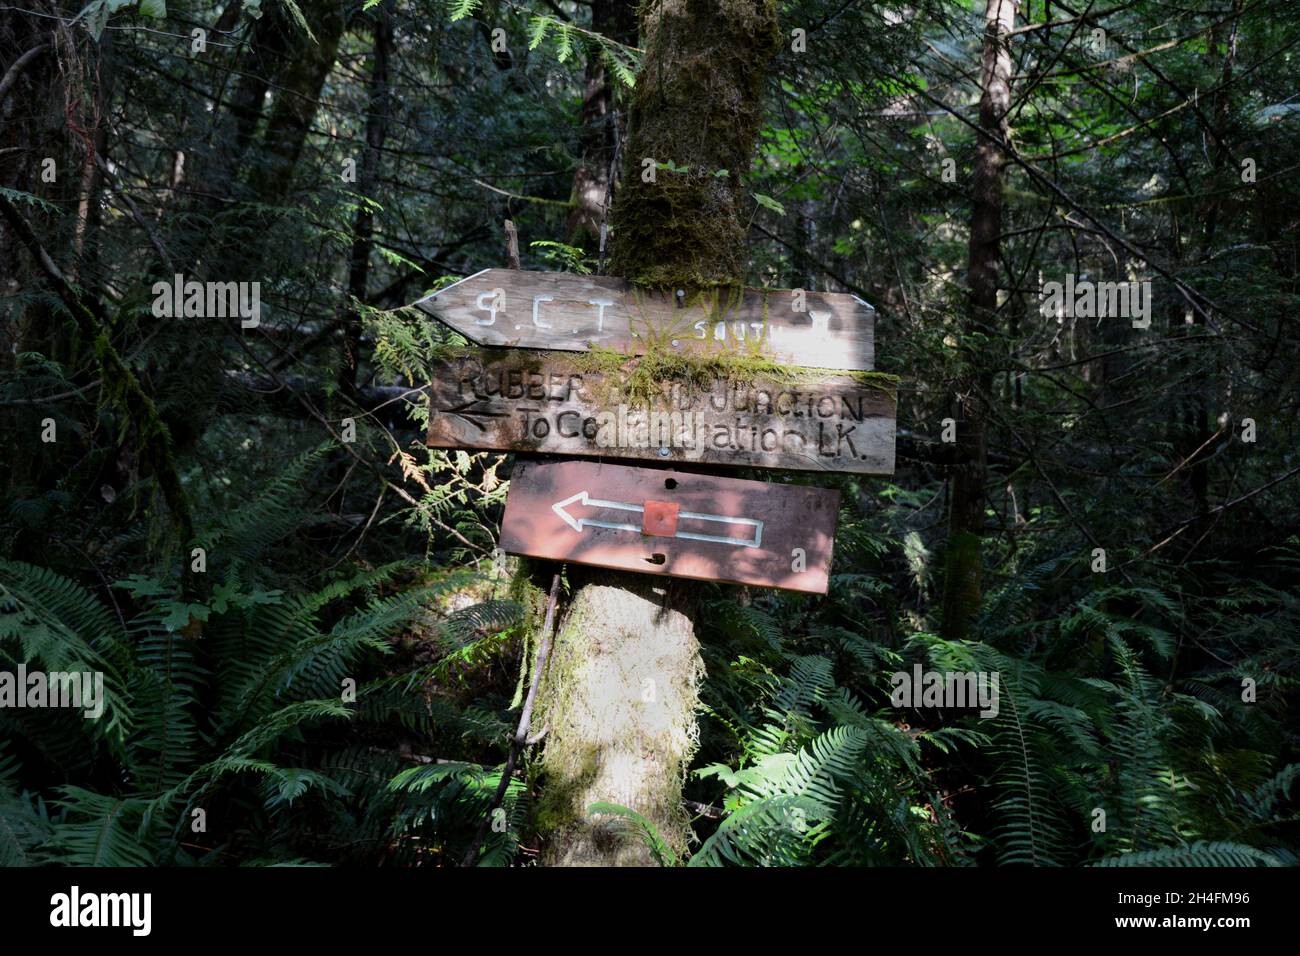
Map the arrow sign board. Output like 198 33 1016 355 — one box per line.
426 349 896 475
415 269 875 371
500 459 840 593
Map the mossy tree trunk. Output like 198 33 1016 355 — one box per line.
940 0 1018 641
341 4 393 391
608 0 781 286
536 575 702 865
535 0 780 866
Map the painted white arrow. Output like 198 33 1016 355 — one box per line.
551 491 763 549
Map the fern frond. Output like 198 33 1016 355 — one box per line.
587 802 678 866
773 654 835 716
46 788 153 867
1093 841 1282 867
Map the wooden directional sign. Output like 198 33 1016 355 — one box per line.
500 459 840 593
426 348 896 475
415 269 876 371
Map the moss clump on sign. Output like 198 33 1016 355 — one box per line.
572 341 792 409
421 286 902 409
572 338 902 411
848 370 901 396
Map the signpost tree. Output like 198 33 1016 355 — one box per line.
422 0 896 865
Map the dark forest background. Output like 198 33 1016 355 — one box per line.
1 0 1297 866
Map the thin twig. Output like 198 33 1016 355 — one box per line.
1143 464 1300 558
461 571 562 867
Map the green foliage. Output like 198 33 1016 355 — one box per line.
529 240 593 275
586 802 679 866
448 0 480 22
0 448 528 865
1093 842 1282 867
1 0 1296 870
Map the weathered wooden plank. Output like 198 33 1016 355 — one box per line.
426 348 896 475
500 459 840 593
414 268 876 371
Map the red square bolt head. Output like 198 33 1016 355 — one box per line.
641 500 679 538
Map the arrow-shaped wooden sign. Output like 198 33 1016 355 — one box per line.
500 459 840 593
414 269 876 371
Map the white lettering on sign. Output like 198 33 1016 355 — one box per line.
474 290 500 326
588 298 614 331
531 294 553 329
699 320 770 344
414 269 878 370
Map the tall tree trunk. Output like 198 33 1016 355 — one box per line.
536 0 781 867
1 7 77 364
246 1 349 207
169 3 294 257
564 0 636 253
161 2 348 459
69 28 116 291
608 0 781 285
1 7 82 529
1179 0 1241 540
940 0 1017 641
342 5 394 390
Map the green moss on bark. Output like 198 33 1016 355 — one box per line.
609 0 781 286
534 578 702 866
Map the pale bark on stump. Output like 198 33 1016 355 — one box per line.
537 576 701 866
536 0 780 866
940 0 1017 641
